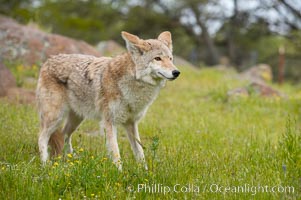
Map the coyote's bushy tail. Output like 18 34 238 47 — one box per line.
48 130 64 157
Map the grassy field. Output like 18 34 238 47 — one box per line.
0 66 300 199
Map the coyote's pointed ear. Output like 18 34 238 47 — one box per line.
121 31 151 54
158 31 172 51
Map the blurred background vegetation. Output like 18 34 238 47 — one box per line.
1 0 301 82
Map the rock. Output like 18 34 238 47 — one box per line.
5 88 36 104
229 64 286 99
247 82 285 98
0 15 101 66
96 40 125 56
240 64 272 84
228 82 286 99
219 56 230 67
227 87 249 98
173 56 197 68
0 62 16 97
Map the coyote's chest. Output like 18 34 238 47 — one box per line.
109 79 164 123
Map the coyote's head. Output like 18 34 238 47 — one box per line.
122 31 180 85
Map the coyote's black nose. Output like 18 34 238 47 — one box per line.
172 70 180 78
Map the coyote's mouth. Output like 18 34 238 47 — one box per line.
158 72 176 80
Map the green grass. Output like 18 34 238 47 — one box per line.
0 67 300 199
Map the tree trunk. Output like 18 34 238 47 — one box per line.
190 6 219 65
200 23 220 65
228 0 238 66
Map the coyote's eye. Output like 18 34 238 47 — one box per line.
154 57 162 61
170 57 173 61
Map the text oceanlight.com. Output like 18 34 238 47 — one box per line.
131 183 295 195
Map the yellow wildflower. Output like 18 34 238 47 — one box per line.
32 65 38 70
17 65 24 72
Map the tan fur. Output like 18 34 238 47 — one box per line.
158 31 172 50
37 31 180 170
48 130 64 157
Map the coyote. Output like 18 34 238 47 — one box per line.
36 31 180 170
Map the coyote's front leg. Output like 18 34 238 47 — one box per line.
124 122 148 170
104 120 122 171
